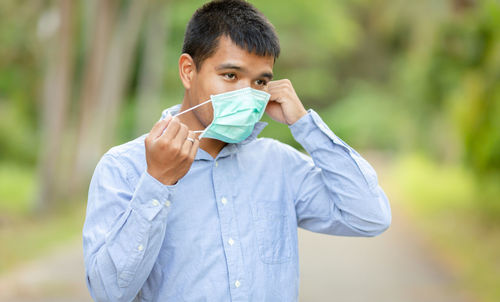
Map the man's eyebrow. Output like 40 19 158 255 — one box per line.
216 63 273 80
259 72 273 80
216 63 245 71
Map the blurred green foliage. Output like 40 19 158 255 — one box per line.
393 153 476 213
0 0 498 211
0 162 36 216
1 0 498 214
388 153 500 302
0 1 40 165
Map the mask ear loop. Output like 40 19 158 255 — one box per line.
174 99 211 117
173 99 212 139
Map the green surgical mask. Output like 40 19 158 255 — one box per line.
175 87 270 143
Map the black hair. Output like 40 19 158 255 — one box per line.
182 0 280 70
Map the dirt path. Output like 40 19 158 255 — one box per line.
297 203 473 302
0 238 91 302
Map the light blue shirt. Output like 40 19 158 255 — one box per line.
83 105 391 302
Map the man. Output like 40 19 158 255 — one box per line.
82 0 391 301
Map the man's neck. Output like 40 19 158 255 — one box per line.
176 101 226 159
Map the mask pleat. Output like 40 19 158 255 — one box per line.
202 87 270 143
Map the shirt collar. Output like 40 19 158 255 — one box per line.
160 105 268 160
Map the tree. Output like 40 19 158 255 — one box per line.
36 0 75 212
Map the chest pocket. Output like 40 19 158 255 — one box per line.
251 199 292 264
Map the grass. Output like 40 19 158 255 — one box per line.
0 205 86 273
0 162 36 216
385 153 500 302
0 162 86 274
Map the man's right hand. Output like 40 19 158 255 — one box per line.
145 114 200 185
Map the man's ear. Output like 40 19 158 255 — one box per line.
179 53 196 90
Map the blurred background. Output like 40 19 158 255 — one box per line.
0 0 499 301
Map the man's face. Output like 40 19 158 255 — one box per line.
187 35 274 127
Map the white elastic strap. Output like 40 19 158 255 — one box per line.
174 99 211 117
171 100 211 140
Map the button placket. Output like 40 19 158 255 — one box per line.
212 156 245 296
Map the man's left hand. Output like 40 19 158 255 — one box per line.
266 79 308 125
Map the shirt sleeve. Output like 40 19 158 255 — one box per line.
82 154 175 302
286 109 392 236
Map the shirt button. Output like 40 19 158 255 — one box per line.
228 238 234 246
235 280 241 288
221 197 227 205
164 200 171 207
215 161 219 167
152 199 160 206
137 244 144 251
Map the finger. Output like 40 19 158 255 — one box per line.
162 117 181 141
188 136 200 160
268 82 287 89
268 87 292 103
268 79 287 86
268 90 284 103
149 115 172 139
268 79 290 89
172 123 189 148
180 131 195 159
186 130 196 143
265 100 281 110
268 84 290 94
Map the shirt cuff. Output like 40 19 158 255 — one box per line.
130 170 176 221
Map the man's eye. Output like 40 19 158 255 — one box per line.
256 79 267 86
224 73 236 79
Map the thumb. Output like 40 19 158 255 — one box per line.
150 113 173 139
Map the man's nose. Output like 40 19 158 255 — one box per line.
235 78 253 90
236 80 266 91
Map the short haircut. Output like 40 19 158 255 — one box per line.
182 0 280 70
